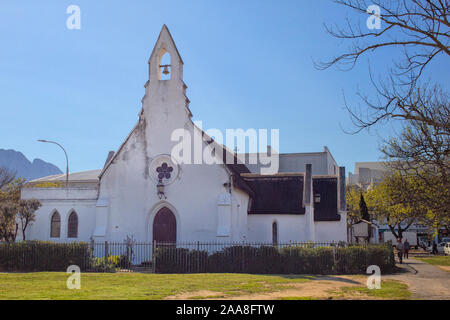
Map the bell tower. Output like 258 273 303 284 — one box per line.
142 25 191 123
140 25 192 157
147 24 184 85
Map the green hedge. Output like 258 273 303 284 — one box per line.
0 241 91 272
154 244 395 274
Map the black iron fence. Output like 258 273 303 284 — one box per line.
0 241 153 273
0 240 395 274
153 241 395 274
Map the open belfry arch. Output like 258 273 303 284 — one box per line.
21 25 348 245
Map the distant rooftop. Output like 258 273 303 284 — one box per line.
29 169 101 183
353 161 389 173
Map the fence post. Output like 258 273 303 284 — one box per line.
289 240 292 256
152 240 155 273
197 241 200 273
104 241 109 263
332 242 337 274
90 237 94 269
241 241 245 273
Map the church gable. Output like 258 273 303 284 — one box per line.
99 25 191 182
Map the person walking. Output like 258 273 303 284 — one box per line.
432 242 438 255
396 238 404 264
403 239 410 259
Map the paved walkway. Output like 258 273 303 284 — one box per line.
385 257 450 299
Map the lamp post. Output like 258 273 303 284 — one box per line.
37 139 69 188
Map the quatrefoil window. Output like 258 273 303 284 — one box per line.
156 162 173 181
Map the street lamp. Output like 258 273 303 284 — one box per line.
37 139 69 188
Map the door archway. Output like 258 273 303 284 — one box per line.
153 207 177 244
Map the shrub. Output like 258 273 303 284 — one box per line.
154 247 208 273
0 241 91 272
153 243 394 275
280 246 334 274
207 245 281 274
366 245 395 273
250 246 282 274
334 244 395 274
334 246 367 274
90 255 129 272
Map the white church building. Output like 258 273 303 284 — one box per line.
21 26 347 244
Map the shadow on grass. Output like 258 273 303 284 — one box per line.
251 274 361 285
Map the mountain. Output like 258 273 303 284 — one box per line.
0 149 62 181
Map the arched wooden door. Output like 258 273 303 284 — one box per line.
153 207 176 244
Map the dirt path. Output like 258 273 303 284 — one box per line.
384 257 450 300
165 275 369 300
166 258 450 300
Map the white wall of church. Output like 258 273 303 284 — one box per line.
21 187 97 241
314 214 348 242
247 214 310 242
98 153 248 242
247 213 347 243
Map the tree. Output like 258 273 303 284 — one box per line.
17 199 41 241
366 171 425 239
0 201 18 242
317 0 449 132
359 193 370 221
0 167 15 189
319 1 449 82
346 185 364 224
381 87 449 224
0 178 41 242
319 1 449 231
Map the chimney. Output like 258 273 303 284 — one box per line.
305 164 312 205
339 166 346 211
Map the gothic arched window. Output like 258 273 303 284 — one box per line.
50 211 61 238
68 211 78 238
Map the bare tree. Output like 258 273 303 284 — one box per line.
382 85 450 229
383 85 450 178
317 0 450 132
0 167 16 189
318 1 449 232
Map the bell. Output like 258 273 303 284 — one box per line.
162 65 170 75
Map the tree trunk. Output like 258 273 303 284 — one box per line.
21 219 28 241
398 227 403 240
388 224 399 239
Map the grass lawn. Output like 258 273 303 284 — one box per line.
0 272 313 300
0 272 410 300
416 256 450 267
416 256 450 273
330 280 411 300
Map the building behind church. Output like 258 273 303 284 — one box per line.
21 26 348 245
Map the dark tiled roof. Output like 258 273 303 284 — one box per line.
313 177 340 221
243 176 305 215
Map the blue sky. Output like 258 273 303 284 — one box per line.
1 0 448 175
